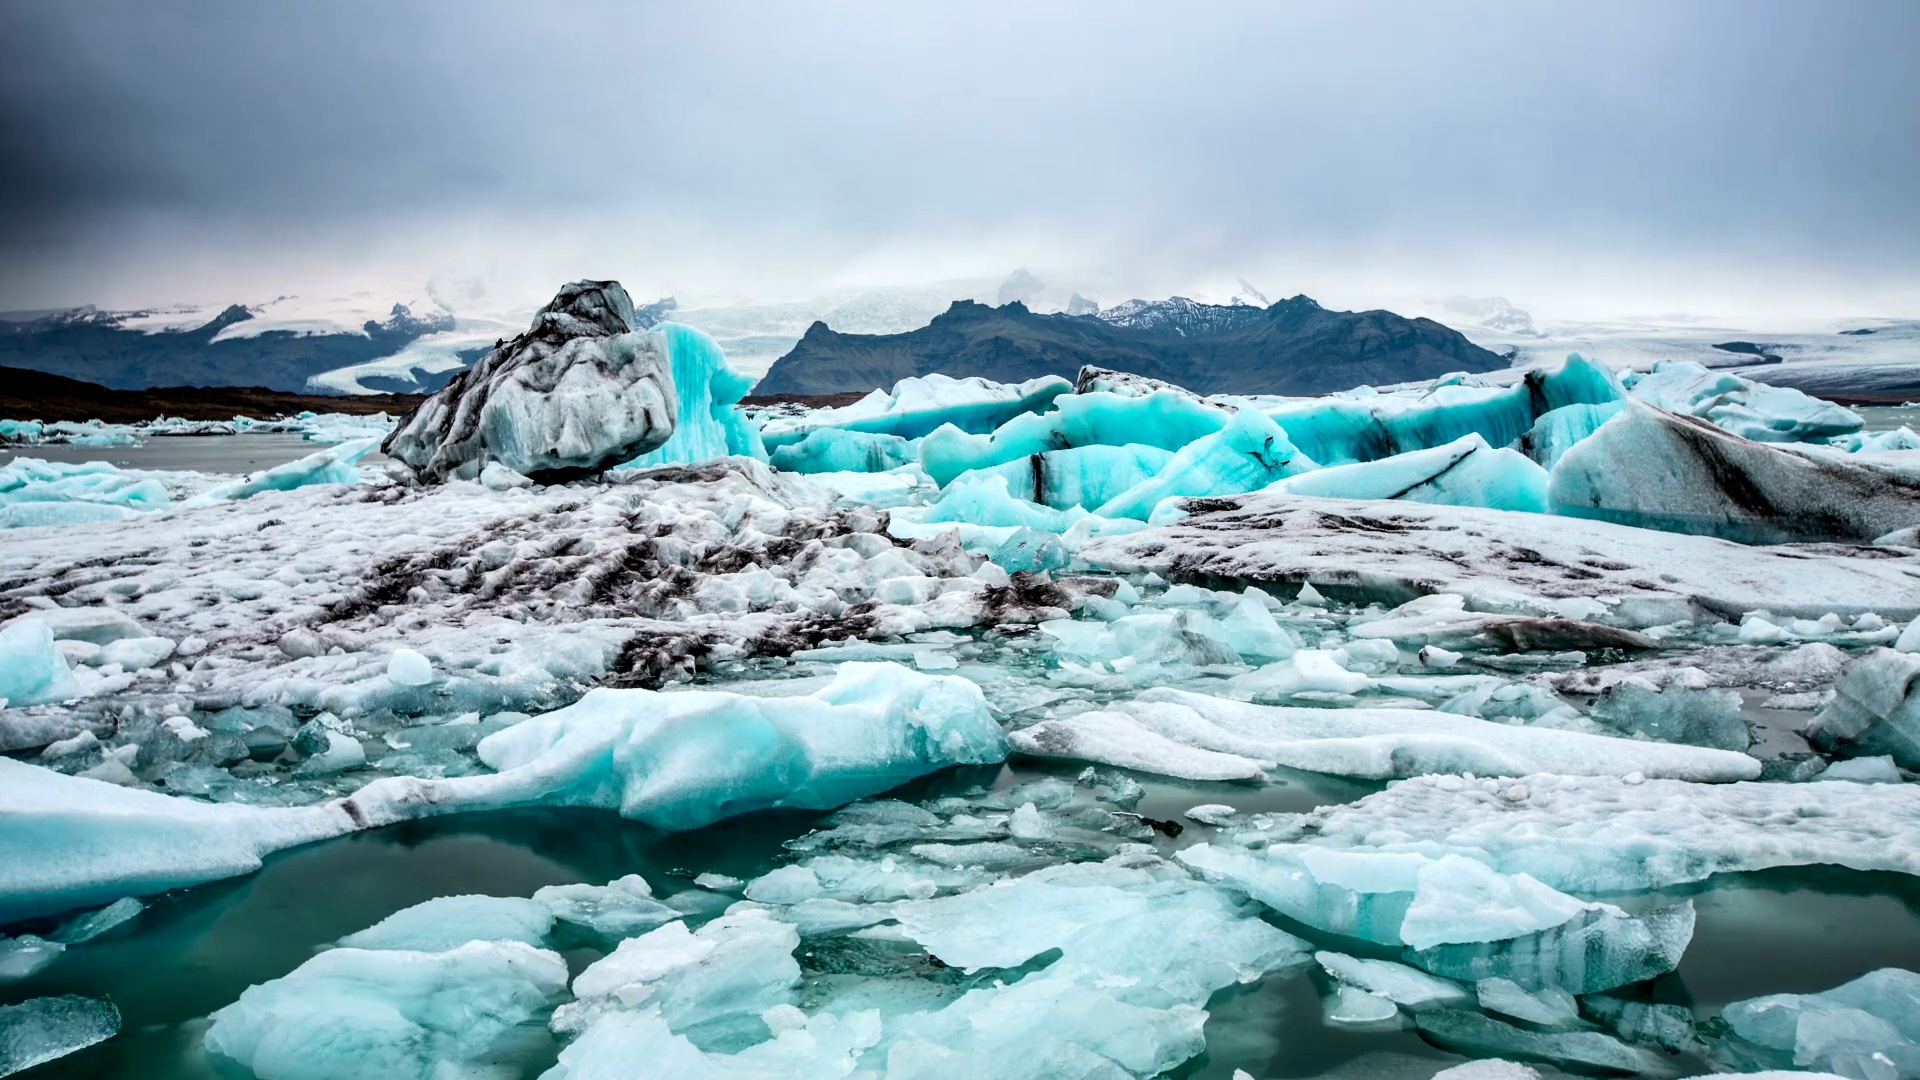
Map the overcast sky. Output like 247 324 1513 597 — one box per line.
2 0 1916 322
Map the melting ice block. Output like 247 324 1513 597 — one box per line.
1625 359 1862 443
1010 688 1760 783
343 662 1008 832
621 322 767 468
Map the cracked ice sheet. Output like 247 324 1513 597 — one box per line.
1205 772 1920 897
1083 493 1920 624
1007 688 1760 783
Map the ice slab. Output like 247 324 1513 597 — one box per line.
1083 493 1920 623
1091 406 1314 520
0 757 352 923
1222 771 1920 895
341 662 1008 832
1010 688 1760 783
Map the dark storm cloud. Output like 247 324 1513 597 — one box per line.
1 0 1917 312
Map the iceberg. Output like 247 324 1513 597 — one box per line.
1624 359 1862 443
553 909 799 1047
1589 678 1752 751
760 373 1072 450
1262 433 1548 513
384 280 679 482
919 389 1231 488
1092 407 1315 520
1515 401 1623 469
1548 399 1920 543
621 322 767 468
1714 968 1920 1078
0 757 351 923
186 437 380 505
767 427 916 473
970 442 1175 511
341 662 1008 832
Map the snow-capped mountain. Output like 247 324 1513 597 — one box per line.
1093 295 1271 336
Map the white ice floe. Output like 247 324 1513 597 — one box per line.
1010 688 1759 782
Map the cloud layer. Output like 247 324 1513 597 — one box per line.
3 0 1916 320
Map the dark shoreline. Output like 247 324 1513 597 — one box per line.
1 366 425 424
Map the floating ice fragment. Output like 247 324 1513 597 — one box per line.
335 895 553 952
0 995 120 1077
0 619 82 707
386 648 434 687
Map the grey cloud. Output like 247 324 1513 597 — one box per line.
1 0 1916 312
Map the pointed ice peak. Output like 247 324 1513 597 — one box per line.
1230 278 1270 308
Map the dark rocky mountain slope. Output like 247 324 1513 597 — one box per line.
754 295 1505 396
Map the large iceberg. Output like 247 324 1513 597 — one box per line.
1549 399 1920 543
1262 433 1549 513
383 280 679 482
621 321 766 468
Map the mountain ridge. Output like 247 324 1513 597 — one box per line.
755 294 1505 396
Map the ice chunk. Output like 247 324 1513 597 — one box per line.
555 909 800 1048
384 280 678 482
622 322 767 468
1406 900 1695 994
1218 772 1920 896
0 995 120 1076
47 897 143 945
1325 986 1400 1024
204 939 568 1080
1094 407 1316 520
768 427 917 473
990 527 1072 574
1262 355 1620 467
1010 689 1759 783
336 895 553 952
1715 968 1920 1078
385 648 434 687
1589 679 1751 751
0 936 64 980
1819 755 1904 783
1266 435 1549 513
1430 1062 1541 1080
1475 977 1581 1029
1413 1009 1645 1074
0 618 82 706
1517 401 1623 469
1626 360 1862 443
970 443 1176 511
542 1008 878 1080
534 876 680 942
94 636 174 672
342 662 1007 832
1802 648 1920 770
919 389 1231 488
186 438 379 505
1549 399 1920 544
1315 951 1469 1009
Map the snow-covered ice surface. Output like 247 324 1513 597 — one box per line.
7 351 1920 1079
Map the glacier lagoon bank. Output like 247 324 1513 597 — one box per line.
4 288 1920 1079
